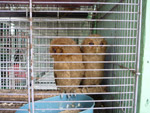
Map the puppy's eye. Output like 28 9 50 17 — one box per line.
53 48 57 53
100 42 104 45
89 42 94 45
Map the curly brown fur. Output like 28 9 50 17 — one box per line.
50 38 84 93
81 34 107 86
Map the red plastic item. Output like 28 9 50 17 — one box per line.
14 64 26 78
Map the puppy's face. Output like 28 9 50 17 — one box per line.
82 35 107 53
51 46 63 54
50 46 64 59
50 38 77 59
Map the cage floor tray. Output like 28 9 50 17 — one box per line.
16 94 95 113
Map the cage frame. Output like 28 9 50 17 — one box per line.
0 0 144 113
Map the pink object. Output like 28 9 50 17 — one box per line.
14 64 26 78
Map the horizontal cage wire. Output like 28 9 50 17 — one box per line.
0 0 142 113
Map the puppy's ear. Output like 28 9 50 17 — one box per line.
100 39 107 52
81 38 91 53
80 47 83 53
102 39 107 45
81 40 86 53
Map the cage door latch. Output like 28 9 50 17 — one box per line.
136 72 141 76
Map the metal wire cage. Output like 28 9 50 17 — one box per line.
0 0 142 113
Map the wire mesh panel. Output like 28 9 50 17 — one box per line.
0 20 29 89
98 1 140 113
0 20 30 113
0 0 142 113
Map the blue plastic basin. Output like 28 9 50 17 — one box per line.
16 94 95 113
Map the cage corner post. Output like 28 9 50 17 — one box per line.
137 0 150 113
29 0 35 112
134 0 143 113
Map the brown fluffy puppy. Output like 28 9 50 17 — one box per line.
81 34 107 86
50 38 84 93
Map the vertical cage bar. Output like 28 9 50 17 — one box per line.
29 0 34 112
131 0 137 112
28 23 31 113
127 0 133 112
134 0 142 113
125 0 130 112
118 2 122 113
0 23 0 88
120 1 127 112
